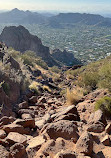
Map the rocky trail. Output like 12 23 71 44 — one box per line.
0 86 111 158
0 43 111 158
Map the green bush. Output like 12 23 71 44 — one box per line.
95 96 111 117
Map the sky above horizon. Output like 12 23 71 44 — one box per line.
0 0 111 13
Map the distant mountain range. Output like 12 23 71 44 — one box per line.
0 8 111 28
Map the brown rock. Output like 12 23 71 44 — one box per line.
87 122 105 133
6 132 27 145
101 135 110 146
75 132 93 156
0 139 9 147
0 116 15 127
0 130 6 139
54 150 76 158
3 123 30 134
18 109 35 118
88 110 107 125
52 105 80 121
29 96 37 104
21 113 32 120
44 120 79 142
18 101 28 109
38 97 46 104
10 143 26 158
0 145 11 158
26 135 46 154
14 118 35 129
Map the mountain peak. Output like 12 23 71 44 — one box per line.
11 8 20 12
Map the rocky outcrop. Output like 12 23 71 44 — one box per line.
0 26 59 66
52 49 81 66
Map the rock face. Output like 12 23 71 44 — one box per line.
52 49 81 66
0 25 58 66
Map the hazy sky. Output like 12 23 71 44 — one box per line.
0 0 111 13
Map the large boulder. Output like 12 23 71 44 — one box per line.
44 120 79 142
26 135 46 155
14 118 35 129
3 123 30 134
75 132 93 156
88 110 107 125
10 143 26 158
6 132 27 145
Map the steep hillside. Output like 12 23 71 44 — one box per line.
0 25 59 67
52 49 81 66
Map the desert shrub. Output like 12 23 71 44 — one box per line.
43 85 52 93
95 96 111 117
21 51 48 69
8 48 21 59
79 71 99 90
66 87 83 105
29 81 40 93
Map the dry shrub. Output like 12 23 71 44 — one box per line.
43 85 52 93
29 81 41 93
66 87 83 105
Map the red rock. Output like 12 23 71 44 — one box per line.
10 143 26 158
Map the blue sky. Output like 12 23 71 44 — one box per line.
0 0 111 13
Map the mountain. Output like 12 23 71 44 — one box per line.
0 25 58 66
52 49 81 66
49 13 111 28
0 9 111 28
0 8 47 24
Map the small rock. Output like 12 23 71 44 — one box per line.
101 135 110 146
29 96 37 104
18 101 28 109
87 122 105 133
54 150 76 158
21 113 32 120
38 97 46 104
0 130 6 139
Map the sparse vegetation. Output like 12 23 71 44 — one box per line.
29 81 41 94
43 85 52 93
66 87 83 105
95 96 111 117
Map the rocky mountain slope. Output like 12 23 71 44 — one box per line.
52 49 81 66
0 25 59 67
0 25 81 67
0 42 111 158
